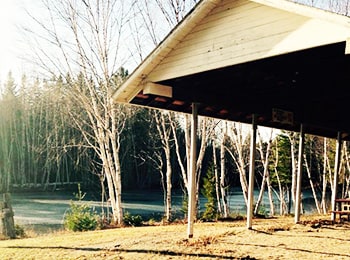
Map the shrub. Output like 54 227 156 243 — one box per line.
14 224 26 238
181 195 188 218
256 204 269 218
63 184 99 232
123 212 143 227
201 163 218 221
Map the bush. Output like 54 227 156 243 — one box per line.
63 184 99 232
181 195 188 218
256 204 269 218
201 163 218 221
123 212 143 227
14 224 26 238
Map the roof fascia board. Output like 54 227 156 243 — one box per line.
113 0 221 103
252 0 350 26
113 0 350 104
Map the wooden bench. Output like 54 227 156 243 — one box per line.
331 210 350 221
332 199 350 221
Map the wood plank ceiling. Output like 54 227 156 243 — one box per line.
131 41 350 140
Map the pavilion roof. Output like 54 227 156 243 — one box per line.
113 0 350 140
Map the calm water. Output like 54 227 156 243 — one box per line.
10 188 319 232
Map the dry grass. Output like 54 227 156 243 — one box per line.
1 214 350 259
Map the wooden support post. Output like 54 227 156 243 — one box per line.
187 103 198 238
294 124 305 223
331 132 342 222
247 114 257 229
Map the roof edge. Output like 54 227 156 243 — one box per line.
253 0 350 26
113 0 350 104
112 0 221 103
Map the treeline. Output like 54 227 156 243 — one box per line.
0 74 89 191
0 73 177 191
1 72 350 218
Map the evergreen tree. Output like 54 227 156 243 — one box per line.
201 163 218 221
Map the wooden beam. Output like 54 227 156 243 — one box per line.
143 82 173 98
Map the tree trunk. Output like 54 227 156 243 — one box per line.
226 123 249 205
154 111 173 222
254 131 273 215
289 133 298 207
212 140 222 215
195 118 210 215
303 153 321 213
266 174 275 216
0 194 15 239
171 114 189 191
273 139 287 215
220 128 229 218
321 137 328 213
343 143 350 198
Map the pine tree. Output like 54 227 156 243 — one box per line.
201 163 218 221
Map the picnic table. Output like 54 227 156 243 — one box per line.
332 198 350 221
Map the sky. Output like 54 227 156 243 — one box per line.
0 0 154 86
0 0 39 86
0 0 21 84
0 0 339 87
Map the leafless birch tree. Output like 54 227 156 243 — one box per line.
225 122 250 205
254 129 275 216
270 136 289 215
219 121 229 218
170 114 216 217
284 132 299 211
153 110 173 221
24 0 138 224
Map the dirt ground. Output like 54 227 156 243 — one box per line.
1 214 350 259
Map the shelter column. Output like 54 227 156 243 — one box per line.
294 124 305 223
187 103 198 238
331 132 342 221
247 114 257 229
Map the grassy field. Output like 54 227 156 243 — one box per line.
1 215 349 259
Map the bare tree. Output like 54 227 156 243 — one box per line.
328 0 350 15
294 0 321 7
303 152 321 213
254 129 275 216
129 0 198 66
170 114 216 217
321 137 329 213
343 142 350 198
24 0 137 224
211 140 221 215
219 121 229 218
153 0 199 28
170 114 189 193
286 132 299 210
153 110 173 222
271 137 289 215
0 74 17 192
225 122 250 205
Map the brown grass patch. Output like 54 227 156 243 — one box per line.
1 214 350 259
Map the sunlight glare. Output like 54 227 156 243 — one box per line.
0 0 18 83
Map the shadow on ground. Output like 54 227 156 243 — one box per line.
6 245 256 259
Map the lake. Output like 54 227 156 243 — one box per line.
9 188 320 233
